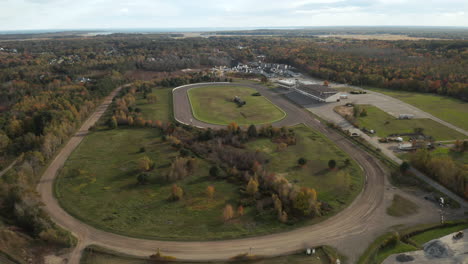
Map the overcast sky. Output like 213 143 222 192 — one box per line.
1 0 467 31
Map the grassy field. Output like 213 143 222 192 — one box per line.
188 85 286 125
246 124 364 210
410 223 468 246
136 88 173 122
372 241 417 264
56 125 363 240
56 85 363 241
55 128 262 240
366 88 468 131
386 194 419 217
81 245 334 264
399 147 468 166
355 105 466 141
358 221 468 264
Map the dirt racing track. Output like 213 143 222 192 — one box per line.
38 83 455 264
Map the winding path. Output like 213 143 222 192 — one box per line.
38 82 460 264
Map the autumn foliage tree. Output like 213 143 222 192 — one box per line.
223 204 234 222
171 184 184 201
237 205 245 216
206 185 215 199
138 156 153 172
246 178 259 197
227 122 240 134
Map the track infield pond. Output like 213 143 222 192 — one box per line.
187 85 286 125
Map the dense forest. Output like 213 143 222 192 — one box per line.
249 38 468 101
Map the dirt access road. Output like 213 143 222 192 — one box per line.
38 83 461 264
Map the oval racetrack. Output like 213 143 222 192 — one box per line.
38 83 443 264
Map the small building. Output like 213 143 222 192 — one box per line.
276 79 297 89
295 84 341 103
398 143 415 151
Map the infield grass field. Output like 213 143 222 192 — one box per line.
188 85 286 125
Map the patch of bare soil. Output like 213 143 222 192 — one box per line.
334 105 354 118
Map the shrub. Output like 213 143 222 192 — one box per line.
344 158 351 167
137 173 149 185
298 157 307 167
400 161 410 173
180 148 190 157
328 159 337 169
107 116 118 129
277 143 287 152
209 165 220 178
138 156 153 172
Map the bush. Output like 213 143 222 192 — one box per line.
400 161 410 173
298 157 307 167
209 165 220 178
180 148 190 157
138 156 153 172
328 159 337 169
137 173 149 185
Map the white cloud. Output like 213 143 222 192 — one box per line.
295 6 361 14
0 0 467 30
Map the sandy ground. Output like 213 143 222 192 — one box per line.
383 229 468 264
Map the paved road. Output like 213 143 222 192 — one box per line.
38 82 462 264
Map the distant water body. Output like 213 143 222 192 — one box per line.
0 27 305 35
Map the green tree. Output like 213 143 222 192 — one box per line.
293 191 311 216
247 124 258 138
0 132 10 155
209 166 220 178
298 157 307 167
328 159 337 169
138 156 153 172
137 173 149 185
107 116 118 129
400 161 410 173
